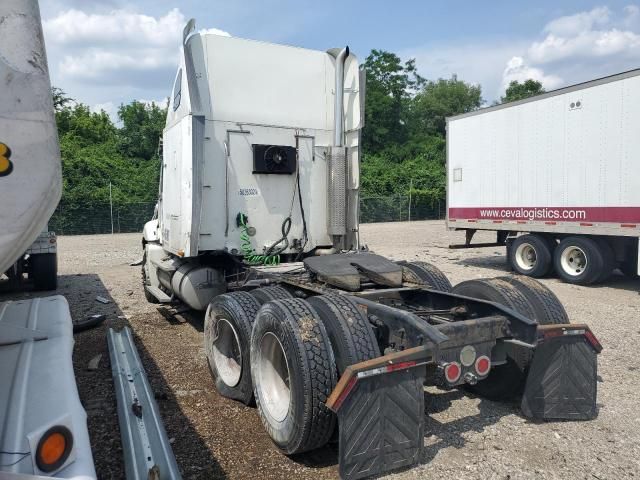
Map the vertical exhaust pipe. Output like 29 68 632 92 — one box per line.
327 47 350 243
333 46 349 147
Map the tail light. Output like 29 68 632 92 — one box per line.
475 356 491 377
35 426 73 473
444 362 461 383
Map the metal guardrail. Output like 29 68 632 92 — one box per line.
107 327 182 480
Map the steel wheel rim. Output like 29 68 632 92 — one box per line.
258 332 291 422
560 246 587 276
515 243 537 271
212 318 243 387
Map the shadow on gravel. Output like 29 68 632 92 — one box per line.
1 274 227 479
421 389 516 464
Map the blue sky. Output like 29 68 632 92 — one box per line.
40 1 640 119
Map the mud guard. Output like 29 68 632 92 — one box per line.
327 347 431 480
521 325 602 420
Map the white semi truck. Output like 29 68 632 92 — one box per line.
143 20 603 479
446 70 640 285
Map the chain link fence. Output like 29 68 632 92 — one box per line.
360 196 445 223
50 202 156 235
49 196 445 235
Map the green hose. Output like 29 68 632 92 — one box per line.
237 213 280 266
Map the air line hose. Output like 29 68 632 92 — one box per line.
237 213 281 265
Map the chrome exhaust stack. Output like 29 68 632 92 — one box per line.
327 47 349 246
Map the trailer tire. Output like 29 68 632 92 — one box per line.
251 286 294 305
251 298 337 454
306 294 380 374
205 292 262 405
402 261 452 292
31 253 57 291
452 278 535 400
621 253 639 278
508 234 553 278
594 237 615 282
554 236 604 285
496 276 569 325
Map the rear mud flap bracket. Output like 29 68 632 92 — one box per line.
521 335 598 420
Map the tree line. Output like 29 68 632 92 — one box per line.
52 51 545 217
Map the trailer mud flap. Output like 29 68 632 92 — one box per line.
522 331 600 420
335 367 426 479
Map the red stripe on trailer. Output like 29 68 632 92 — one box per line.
449 219 456 222
545 221 556 225
448 206 640 223
517 220 527 224
493 220 503 223
468 219 477 223
621 224 637 228
580 222 593 226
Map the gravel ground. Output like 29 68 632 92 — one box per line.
4 221 639 479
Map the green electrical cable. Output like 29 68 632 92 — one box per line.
237 213 280 266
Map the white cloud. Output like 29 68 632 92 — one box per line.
43 8 186 87
528 6 640 64
44 8 185 47
543 6 611 37
501 56 563 91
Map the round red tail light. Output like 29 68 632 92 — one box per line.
444 362 461 383
475 356 491 376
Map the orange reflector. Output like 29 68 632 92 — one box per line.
40 433 66 465
36 426 73 472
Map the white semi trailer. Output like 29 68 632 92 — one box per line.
447 70 640 285
143 20 603 480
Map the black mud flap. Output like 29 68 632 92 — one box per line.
521 334 598 420
337 368 425 480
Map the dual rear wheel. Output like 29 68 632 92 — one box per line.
509 233 618 285
205 286 382 455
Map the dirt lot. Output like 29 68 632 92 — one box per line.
4 220 639 479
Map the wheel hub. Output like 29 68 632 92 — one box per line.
515 243 537 271
257 332 291 422
560 246 587 276
212 318 243 387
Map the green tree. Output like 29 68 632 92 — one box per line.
411 76 483 138
51 87 72 112
56 104 117 147
117 100 167 160
500 79 545 103
362 50 424 154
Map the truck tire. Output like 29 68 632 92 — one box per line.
554 236 604 285
31 253 57 291
508 234 553 278
205 292 262 405
141 249 159 303
594 237 615 282
621 248 639 278
452 278 535 320
402 261 452 292
452 278 536 400
496 276 569 325
306 294 380 374
251 298 337 454
251 286 293 305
